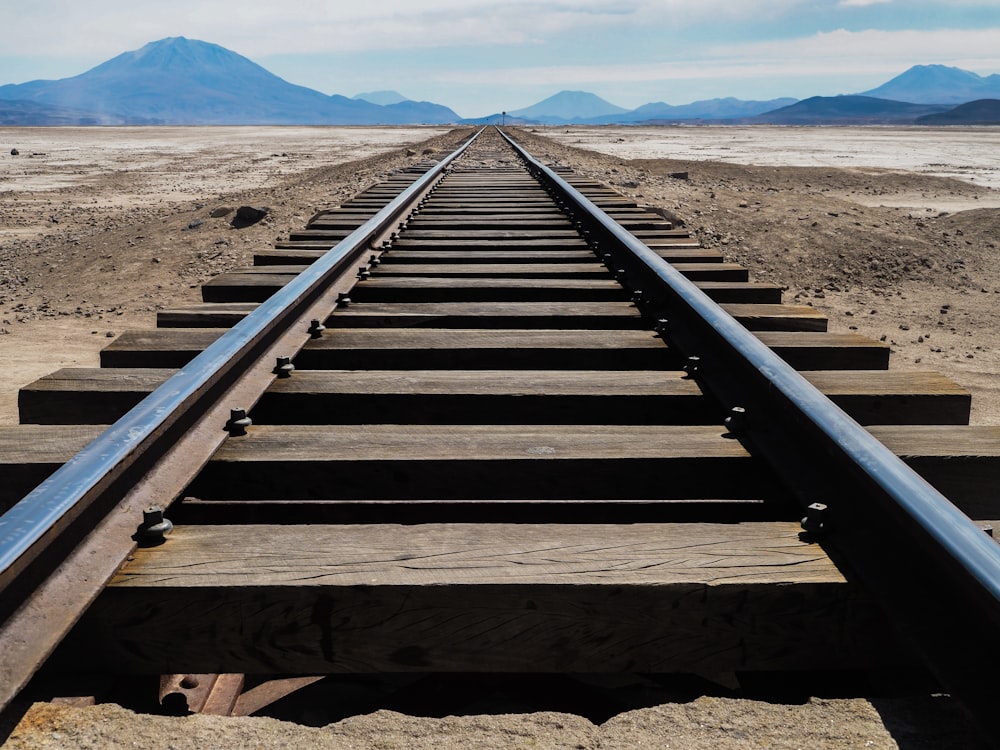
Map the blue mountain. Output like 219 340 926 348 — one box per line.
858 65 1000 105
509 91 629 122
588 97 799 124
0 37 459 125
754 95 947 124
916 99 1000 125
353 90 408 105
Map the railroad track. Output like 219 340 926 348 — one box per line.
1 126 999 738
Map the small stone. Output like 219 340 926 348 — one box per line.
10 148 18 156
231 206 269 228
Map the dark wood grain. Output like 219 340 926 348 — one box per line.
62 521 904 674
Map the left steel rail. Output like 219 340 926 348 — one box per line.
0 127 482 709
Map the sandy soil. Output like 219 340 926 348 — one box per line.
1 694 976 750
0 126 452 424
536 125 1000 425
2 124 998 747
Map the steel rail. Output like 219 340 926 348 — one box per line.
0 127 482 707
499 126 1000 734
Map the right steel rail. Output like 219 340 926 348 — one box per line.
500 127 1000 730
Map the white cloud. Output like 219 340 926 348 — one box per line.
839 0 894 7
737 26 1000 66
436 27 1000 88
2 0 809 57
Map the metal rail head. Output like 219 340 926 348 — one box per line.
497 125 1000 739
0 127 484 710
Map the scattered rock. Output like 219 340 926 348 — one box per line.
231 206 269 228
10 148 18 156
405 148 417 156
186 219 203 230
668 172 688 180
210 207 234 218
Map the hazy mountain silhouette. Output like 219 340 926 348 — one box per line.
859 65 1000 105
353 90 408 105
916 99 1000 125
509 91 629 122
0 37 459 125
587 97 799 124
753 95 947 124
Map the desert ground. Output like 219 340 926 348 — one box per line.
2 124 998 747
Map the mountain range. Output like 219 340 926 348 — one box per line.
1 38 998 126
0 38 460 125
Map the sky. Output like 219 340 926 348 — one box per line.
1 0 999 118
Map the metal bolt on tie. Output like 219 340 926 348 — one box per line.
357 267 371 280
683 356 701 377
631 290 645 305
615 269 628 283
801 502 829 536
226 407 252 437
654 318 670 335
725 406 747 434
133 505 173 547
273 356 295 378
369 254 381 267
307 319 326 339
336 292 352 307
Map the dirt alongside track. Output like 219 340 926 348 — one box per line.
2 124 996 748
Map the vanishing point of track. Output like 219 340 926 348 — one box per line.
1 127 1000 740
